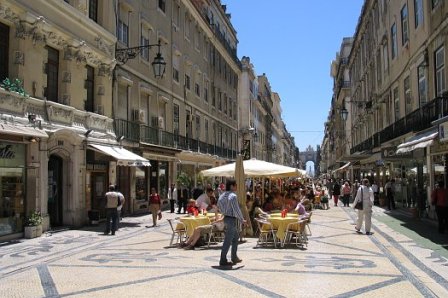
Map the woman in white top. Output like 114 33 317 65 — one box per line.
353 178 374 235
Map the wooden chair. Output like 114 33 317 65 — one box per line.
255 218 277 248
167 218 187 246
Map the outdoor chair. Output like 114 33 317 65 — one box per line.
283 220 307 248
255 218 277 248
167 218 187 246
303 212 312 236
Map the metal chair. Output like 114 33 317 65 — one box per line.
167 218 187 246
283 220 307 247
303 212 312 236
255 218 277 248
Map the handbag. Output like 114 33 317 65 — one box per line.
354 188 363 210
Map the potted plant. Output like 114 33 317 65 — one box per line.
24 211 43 239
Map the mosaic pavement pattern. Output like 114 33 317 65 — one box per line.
1 206 448 298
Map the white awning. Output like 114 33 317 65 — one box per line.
88 144 151 167
396 130 438 154
0 123 48 138
332 162 351 173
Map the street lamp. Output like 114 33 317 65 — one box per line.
115 40 166 78
340 107 348 121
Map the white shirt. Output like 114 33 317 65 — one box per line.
196 193 210 209
117 192 125 211
168 187 177 201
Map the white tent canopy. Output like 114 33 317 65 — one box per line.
200 159 302 178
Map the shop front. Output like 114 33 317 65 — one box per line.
0 142 25 237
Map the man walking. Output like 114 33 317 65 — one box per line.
217 179 246 266
385 179 396 210
104 185 120 235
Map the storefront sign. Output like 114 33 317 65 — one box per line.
0 143 25 167
381 146 413 160
86 163 108 171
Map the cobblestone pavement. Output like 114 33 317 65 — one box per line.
1 205 448 298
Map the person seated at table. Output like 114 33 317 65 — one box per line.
295 199 310 219
284 193 297 212
180 213 225 250
195 187 215 211
186 199 197 215
262 196 274 212
272 190 284 211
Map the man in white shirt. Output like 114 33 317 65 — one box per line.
195 187 214 210
168 183 177 213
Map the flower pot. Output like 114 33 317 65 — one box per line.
24 225 42 239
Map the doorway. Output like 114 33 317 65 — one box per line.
48 155 63 227
91 172 107 218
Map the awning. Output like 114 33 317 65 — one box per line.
332 162 351 173
396 129 438 154
360 152 382 164
0 123 48 138
88 144 151 167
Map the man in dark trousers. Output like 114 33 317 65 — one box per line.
177 186 189 214
168 183 177 213
104 185 120 235
385 179 396 210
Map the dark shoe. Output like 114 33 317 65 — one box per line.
231 258 242 264
111 232 115 235
184 245 195 250
104 232 109 235
219 261 233 266
355 227 362 234
366 232 374 235
179 242 188 248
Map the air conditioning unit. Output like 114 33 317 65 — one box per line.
158 116 165 129
132 109 145 123
96 105 104 115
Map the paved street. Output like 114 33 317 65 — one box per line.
1 206 448 298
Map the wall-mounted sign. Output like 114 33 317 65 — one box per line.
381 146 413 160
0 143 25 167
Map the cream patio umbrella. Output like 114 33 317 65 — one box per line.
234 155 253 236
201 159 302 178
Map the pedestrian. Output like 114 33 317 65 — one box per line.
177 186 188 214
115 185 125 230
332 180 341 207
353 178 374 235
371 181 379 206
168 183 177 213
385 179 396 210
431 181 448 234
217 179 246 267
341 181 351 207
104 185 120 235
196 187 215 210
148 187 161 227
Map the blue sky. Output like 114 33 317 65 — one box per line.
224 0 364 152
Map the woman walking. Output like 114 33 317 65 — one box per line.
341 181 351 207
353 179 374 235
332 180 341 207
149 187 161 227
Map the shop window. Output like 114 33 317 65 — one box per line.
135 167 147 201
0 23 9 82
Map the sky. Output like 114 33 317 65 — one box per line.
224 0 364 152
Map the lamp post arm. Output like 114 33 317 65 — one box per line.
115 42 162 64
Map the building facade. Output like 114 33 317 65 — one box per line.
323 0 448 217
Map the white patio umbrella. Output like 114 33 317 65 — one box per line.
201 159 302 178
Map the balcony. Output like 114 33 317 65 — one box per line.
114 118 236 160
350 95 448 154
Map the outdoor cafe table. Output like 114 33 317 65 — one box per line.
269 213 299 218
179 215 211 237
268 216 300 243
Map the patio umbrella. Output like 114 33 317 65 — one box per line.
235 155 253 236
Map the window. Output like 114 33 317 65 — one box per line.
376 51 382 85
117 19 129 46
173 104 179 135
432 0 440 9
391 23 398 59
85 65 95 112
418 64 427 106
158 0 166 13
223 94 227 114
185 74 191 90
0 23 9 82
46 46 59 102
382 43 389 73
401 5 409 45
218 91 222 111
88 0 98 22
172 54 180 83
414 0 423 28
404 76 412 114
195 83 200 97
229 97 232 118
140 33 149 61
212 85 216 107
195 115 200 140
204 80 209 102
185 14 190 40
173 4 180 28
205 119 209 143
393 87 400 120
435 46 446 96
